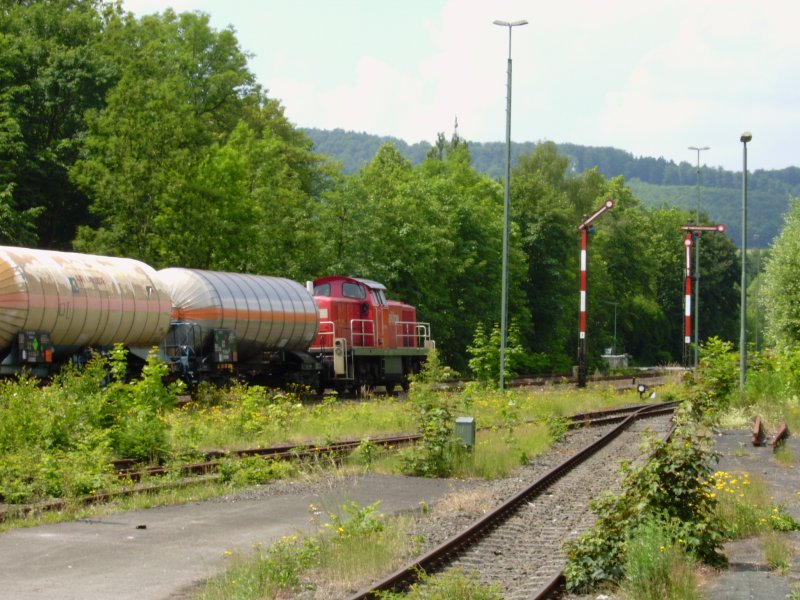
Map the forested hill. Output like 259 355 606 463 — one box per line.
304 128 800 248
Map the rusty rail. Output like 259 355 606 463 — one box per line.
346 403 677 599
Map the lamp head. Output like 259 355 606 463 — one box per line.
740 132 752 143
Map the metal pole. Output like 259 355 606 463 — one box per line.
740 132 751 388
577 199 614 388
688 146 708 367
494 19 527 391
683 233 693 366
578 227 588 386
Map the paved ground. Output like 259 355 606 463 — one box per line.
0 473 468 600
703 427 800 600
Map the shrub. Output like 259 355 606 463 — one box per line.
564 425 725 593
621 518 701 600
400 350 458 477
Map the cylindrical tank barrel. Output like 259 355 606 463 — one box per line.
0 246 173 352
157 268 319 360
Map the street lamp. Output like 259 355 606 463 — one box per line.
688 145 709 367
740 132 752 388
494 18 527 391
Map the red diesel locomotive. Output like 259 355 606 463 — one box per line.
310 276 434 392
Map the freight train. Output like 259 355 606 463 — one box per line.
0 246 434 392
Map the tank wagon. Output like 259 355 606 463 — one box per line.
0 246 433 390
0 246 172 375
156 268 321 386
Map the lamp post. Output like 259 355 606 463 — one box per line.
740 132 752 388
688 145 709 367
494 18 527 391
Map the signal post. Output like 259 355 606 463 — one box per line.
577 199 614 388
680 223 726 367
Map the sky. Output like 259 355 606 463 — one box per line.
121 0 799 172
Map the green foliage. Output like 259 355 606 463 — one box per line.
352 438 379 466
621 518 701 600
564 427 724 593
218 457 295 487
328 500 385 539
683 337 738 424
401 350 457 477
105 347 184 462
0 360 117 503
762 198 800 347
546 416 570 443
378 568 504 600
467 321 526 386
400 385 454 478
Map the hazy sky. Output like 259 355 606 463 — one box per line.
121 0 798 172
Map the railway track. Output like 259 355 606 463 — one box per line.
0 401 673 524
347 402 678 600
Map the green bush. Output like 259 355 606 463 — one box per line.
218 456 296 487
400 350 458 477
564 426 725 593
379 568 504 600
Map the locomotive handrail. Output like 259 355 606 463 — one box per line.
395 321 432 348
313 320 336 349
350 318 376 348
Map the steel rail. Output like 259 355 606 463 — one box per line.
346 402 677 600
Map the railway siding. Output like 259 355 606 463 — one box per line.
348 409 675 599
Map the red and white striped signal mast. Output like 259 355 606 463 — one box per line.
679 223 726 366
577 198 614 388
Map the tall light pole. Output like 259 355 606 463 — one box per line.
740 132 752 388
494 18 527 391
688 145 709 367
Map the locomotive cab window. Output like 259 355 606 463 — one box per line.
342 282 366 299
372 290 386 305
314 283 331 297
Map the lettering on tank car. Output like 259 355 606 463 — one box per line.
71 275 106 286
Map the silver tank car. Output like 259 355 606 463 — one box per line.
156 268 319 361
0 246 172 355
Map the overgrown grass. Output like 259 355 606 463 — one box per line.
379 569 504 599
1 348 676 512
620 519 702 600
710 470 800 538
763 531 793 574
195 500 418 600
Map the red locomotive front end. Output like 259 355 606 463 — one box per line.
309 276 433 392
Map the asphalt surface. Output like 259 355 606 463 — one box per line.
0 473 466 600
704 427 800 600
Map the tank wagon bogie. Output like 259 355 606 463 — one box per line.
0 246 433 390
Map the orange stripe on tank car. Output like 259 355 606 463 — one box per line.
0 293 168 314
175 307 316 323
0 292 29 309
